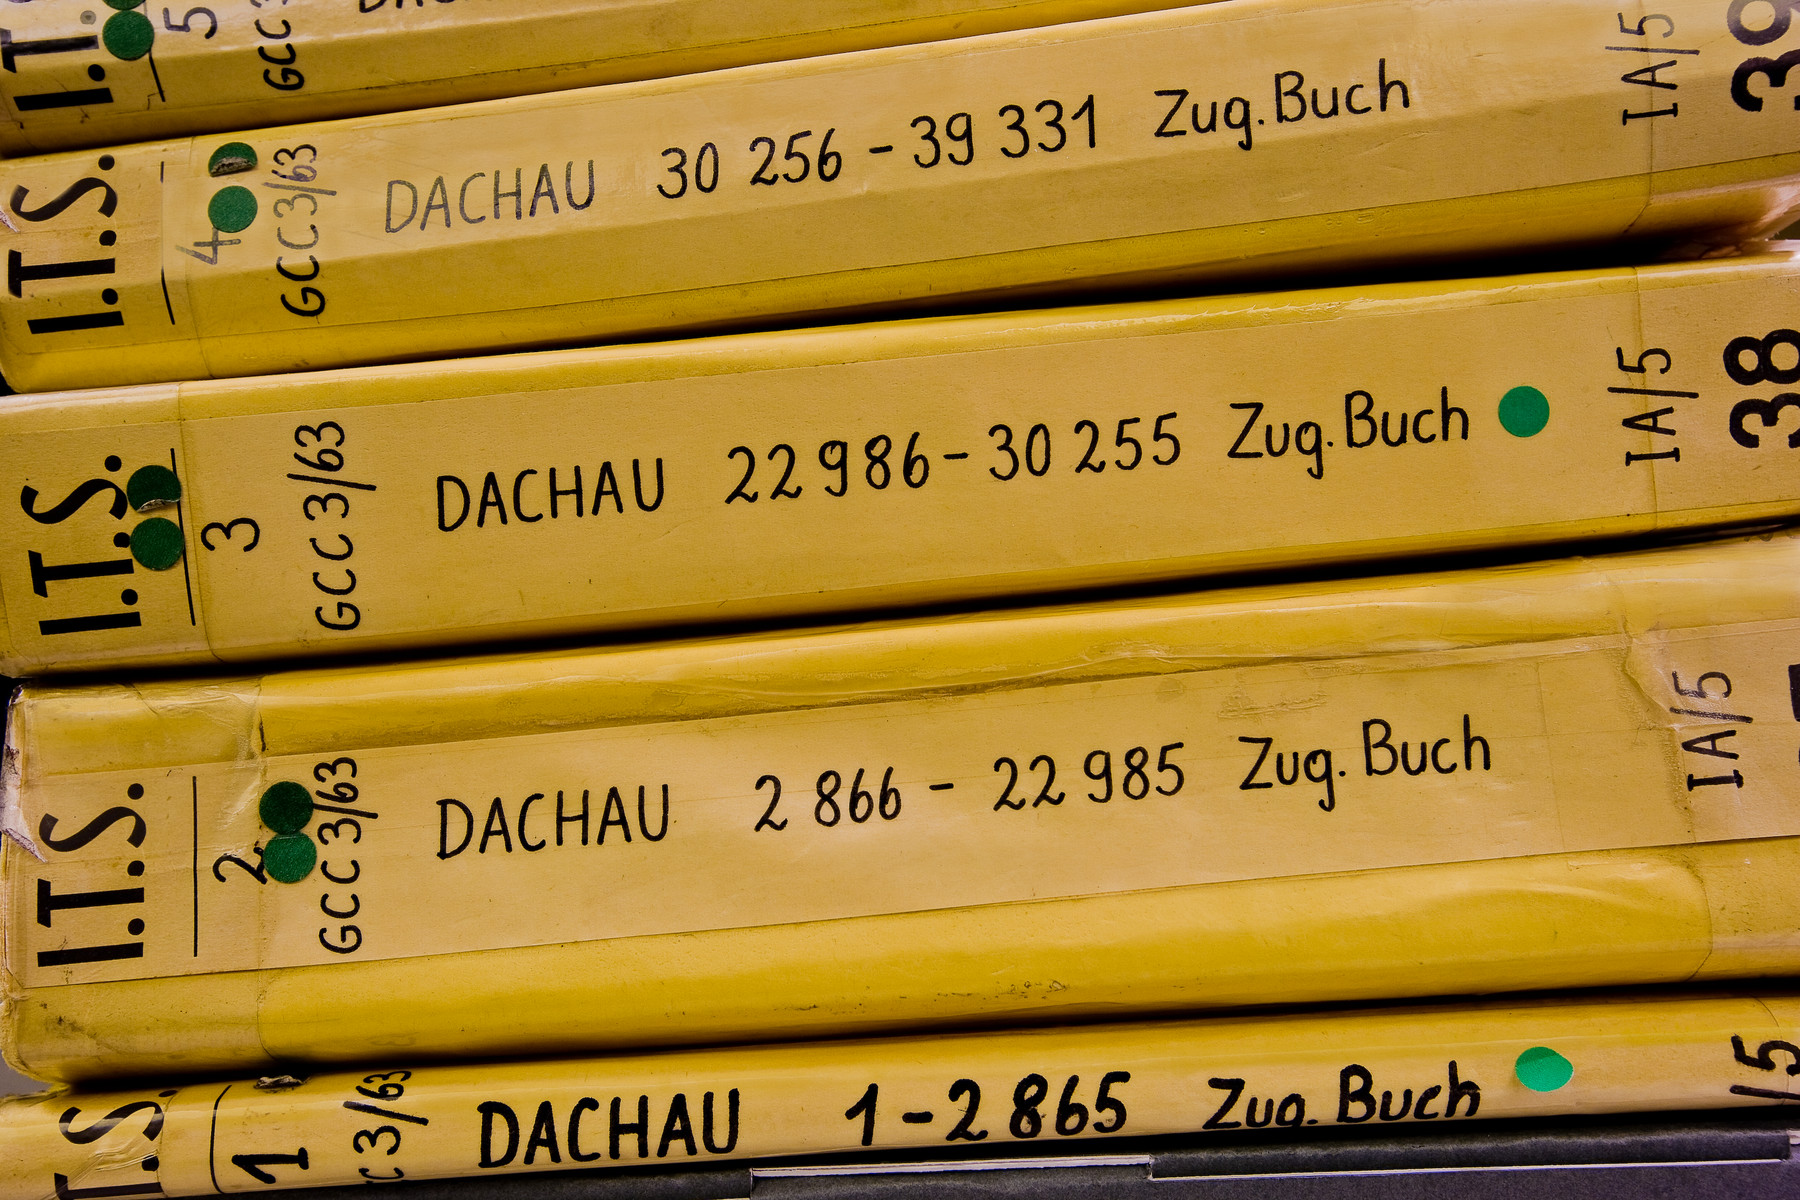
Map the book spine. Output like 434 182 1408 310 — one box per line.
3 256 1797 675
0 0 1794 391
3 992 1800 1197
0 0 1184 155
7 535 1800 1079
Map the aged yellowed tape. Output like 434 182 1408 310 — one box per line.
12 625 1800 988
5 535 1800 1080
0 1 1202 154
0 0 1795 390
3 254 1797 675
4 991 1800 1197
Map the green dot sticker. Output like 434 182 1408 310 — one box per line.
208 185 257 233
209 142 258 177
128 516 183 570
259 781 314 834
264 833 317 884
102 0 144 10
1515 1045 1574 1092
1498 385 1550 438
126 463 181 512
101 9 153 59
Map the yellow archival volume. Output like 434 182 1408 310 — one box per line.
2 991 1800 1197
0 0 1201 155
0 0 1796 391
4 253 1798 675
6 534 1800 1081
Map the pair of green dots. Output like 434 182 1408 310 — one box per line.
97 0 156 63
257 781 318 884
120 461 185 571
206 142 260 235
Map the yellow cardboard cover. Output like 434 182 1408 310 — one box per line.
0 0 1203 155
2 990 1800 1196
4 253 1799 675
4 534 1800 1080
1 0 1796 391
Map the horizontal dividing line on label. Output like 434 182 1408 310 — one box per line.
37 942 142 967
942 452 970 460
314 802 378 820
1669 707 1753 723
929 782 955 791
27 311 122 334
39 612 142 636
16 87 112 111
1604 44 1699 52
287 472 377 491
342 1101 429 1125
1608 386 1700 398
1732 1084 1800 1101
262 182 338 196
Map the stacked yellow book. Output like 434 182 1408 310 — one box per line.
1 0 1799 1192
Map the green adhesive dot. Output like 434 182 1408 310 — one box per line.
1498 385 1550 438
128 516 183 570
264 833 316 884
208 142 258 177
1515 1046 1574 1092
101 9 153 60
259 781 314 834
102 0 142 11
208 185 257 233
126 463 181 512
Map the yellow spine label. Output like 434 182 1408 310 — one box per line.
0 1 1187 155
3 257 1798 674
11 609 1800 987
0 0 1794 390
2 993 1799 1196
